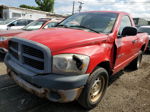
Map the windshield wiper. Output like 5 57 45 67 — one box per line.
69 25 99 33
56 24 69 28
22 28 33 31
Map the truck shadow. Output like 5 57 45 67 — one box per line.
143 50 150 55
0 71 126 112
108 70 124 86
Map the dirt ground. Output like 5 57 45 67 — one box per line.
0 54 150 112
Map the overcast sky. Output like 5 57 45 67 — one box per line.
0 0 150 18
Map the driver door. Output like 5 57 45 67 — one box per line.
114 15 136 72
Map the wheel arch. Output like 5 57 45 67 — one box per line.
96 61 112 77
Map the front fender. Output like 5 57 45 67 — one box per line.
52 43 114 74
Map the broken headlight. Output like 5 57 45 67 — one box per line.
53 54 90 75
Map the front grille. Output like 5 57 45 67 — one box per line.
23 56 44 70
9 39 45 71
9 48 18 60
23 45 44 59
9 41 18 50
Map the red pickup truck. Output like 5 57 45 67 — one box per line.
4 11 148 109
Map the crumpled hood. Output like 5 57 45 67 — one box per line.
17 28 108 52
0 29 26 37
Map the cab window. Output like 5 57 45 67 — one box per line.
44 22 58 29
11 19 27 26
118 16 132 36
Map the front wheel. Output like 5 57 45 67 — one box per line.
0 52 5 61
77 67 109 109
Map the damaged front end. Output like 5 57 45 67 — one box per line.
7 68 88 103
5 38 89 103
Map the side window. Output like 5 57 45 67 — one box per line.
26 20 33 25
10 21 17 26
44 22 57 29
119 16 132 36
15 19 27 26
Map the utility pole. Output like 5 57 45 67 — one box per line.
72 1 75 15
78 1 84 13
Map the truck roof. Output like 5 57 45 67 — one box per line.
82 11 129 15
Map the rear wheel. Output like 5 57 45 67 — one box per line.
127 51 143 70
145 43 150 54
78 67 109 109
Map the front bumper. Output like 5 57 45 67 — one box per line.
5 56 89 102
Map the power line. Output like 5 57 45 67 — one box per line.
97 2 150 3
97 4 150 5
95 2 150 5
97 2 150 4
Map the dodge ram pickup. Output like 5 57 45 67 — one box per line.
4 11 149 109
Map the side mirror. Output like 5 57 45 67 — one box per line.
121 26 137 36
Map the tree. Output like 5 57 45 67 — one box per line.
35 0 54 12
20 4 40 10
20 0 54 12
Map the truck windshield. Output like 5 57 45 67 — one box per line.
22 20 47 30
138 27 150 35
58 12 118 33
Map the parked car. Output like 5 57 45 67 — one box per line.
0 18 63 55
138 26 150 51
4 11 148 109
0 18 33 30
22 18 61 31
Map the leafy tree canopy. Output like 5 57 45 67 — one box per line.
20 4 40 10
35 0 54 12
20 0 54 12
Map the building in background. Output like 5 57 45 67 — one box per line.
0 5 66 20
145 18 150 25
133 18 149 28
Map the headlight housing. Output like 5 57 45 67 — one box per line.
0 37 8 41
53 54 90 75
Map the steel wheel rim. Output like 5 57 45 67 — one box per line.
89 76 105 103
137 54 142 68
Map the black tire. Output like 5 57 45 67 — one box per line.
77 67 109 109
127 51 143 70
0 52 5 61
